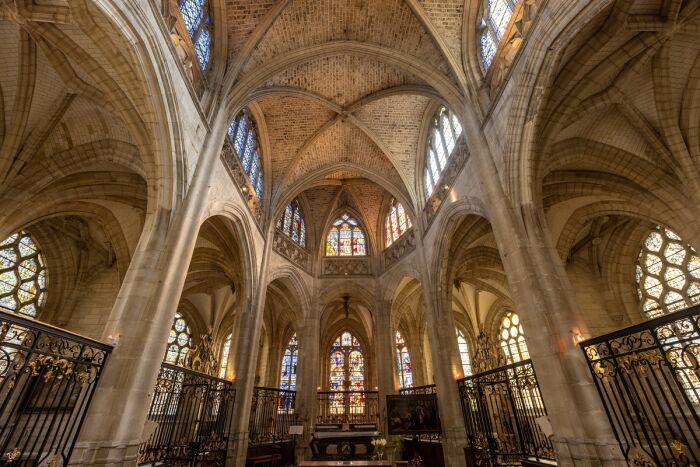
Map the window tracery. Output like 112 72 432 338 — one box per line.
218 333 232 379
456 328 472 376
165 311 192 366
478 0 517 70
178 0 212 70
329 331 365 414
280 333 298 391
395 331 413 389
227 108 264 199
0 231 47 318
499 311 528 364
636 226 700 318
277 199 306 247
424 106 463 198
325 214 366 256
385 199 412 248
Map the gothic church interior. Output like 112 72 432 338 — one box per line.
0 0 699 466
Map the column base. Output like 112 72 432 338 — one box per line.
69 441 141 466
552 436 626 466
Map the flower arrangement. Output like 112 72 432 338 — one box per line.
371 438 387 459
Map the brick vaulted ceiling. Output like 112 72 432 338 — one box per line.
226 0 465 240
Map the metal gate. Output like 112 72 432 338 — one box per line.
138 363 236 466
457 359 555 466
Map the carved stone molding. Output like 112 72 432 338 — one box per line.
161 0 207 97
220 140 265 227
422 141 469 229
273 230 310 272
383 229 416 270
322 257 371 277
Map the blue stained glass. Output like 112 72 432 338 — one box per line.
234 121 247 154
242 133 254 170
179 0 203 36
300 219 306 247
194 28 211 70
255 175 263 199
279 333 298 392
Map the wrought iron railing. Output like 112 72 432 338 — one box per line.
0 309 112 465
316 391 379 425
399 384 436 395
457 359 555 465
580 305 700 465
138 363 236 465
248 387 297 444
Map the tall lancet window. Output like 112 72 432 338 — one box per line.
478 0 517 69
326 214 366 256
218 333 232 379
280 333 298 391
226 108 264 199
328 331 365 415
636 226 700 318
178 0 213 70
165 311 192 366
424 106 463 198
499 311 529 364
395 331 413 389
277 199 306 247
385 199 412 248
0 231 47 317
456 328 472 376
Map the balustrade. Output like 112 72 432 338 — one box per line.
248 387 297 444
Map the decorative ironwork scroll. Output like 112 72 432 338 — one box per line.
457 359 555 465
0 309 112 466
316 391 379 425
248 387 297 444
580 305 700 466
138 363 236 466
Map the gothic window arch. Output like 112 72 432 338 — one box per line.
395 330 413 389
178 0 213 70
456 328 472 376
277 199 306 247
478 0 517 70
499 311 529 364
165 311 193 366
218 333 232 379
636 226 700 318
424 106 463 198
325 214 366 256
385 199 412 248
328 331 366 415
227 108 264 199
0 231 47 318
280 333 298 391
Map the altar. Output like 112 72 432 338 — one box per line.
310 424 381 460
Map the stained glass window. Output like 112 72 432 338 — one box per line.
395 331 413 389
636 226 700 402
218 333 232 379
385 199 413 248
478 0 517 70
280 333 298 391
165 311 192 366
328 331 365 415
326 214 366 256
424 106 463 198
277 200 306 247
499 312 529 364
636 226 700 318
456 328 472 376
0 231 47 318
177 0 213 71
227 108 264 199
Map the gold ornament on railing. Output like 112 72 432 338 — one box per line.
4 447 20 462
471 328 507 373
184 331 219 377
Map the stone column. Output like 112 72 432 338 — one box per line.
374 299 397 437
294 308 321 460
227 235 273 467
414 237 468 467
462 105 625 465
69 107 232 466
